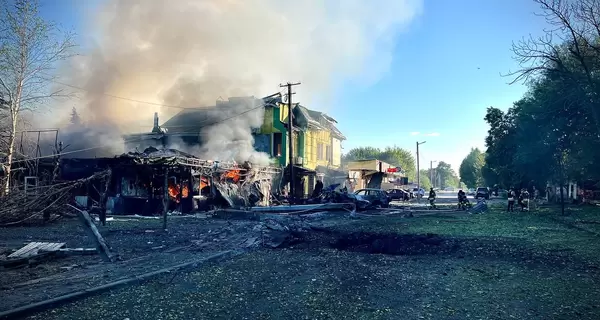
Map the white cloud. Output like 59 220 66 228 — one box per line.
424 132 440 137
410 131 420 136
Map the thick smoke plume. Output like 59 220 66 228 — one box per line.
47 0 422 162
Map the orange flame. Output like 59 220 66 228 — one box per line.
223 169 241 183
168 183 190 204
199 177 209 190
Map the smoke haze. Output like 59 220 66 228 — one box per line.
48 0 423 162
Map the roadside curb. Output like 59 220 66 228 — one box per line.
0 249 245 319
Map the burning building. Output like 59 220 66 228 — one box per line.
14 146 281 217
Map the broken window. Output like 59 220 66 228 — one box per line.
121 176 149 198
24 176 38 197
273 132 282 157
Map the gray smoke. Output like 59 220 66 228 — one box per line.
163 97 271 165
44 0 423 162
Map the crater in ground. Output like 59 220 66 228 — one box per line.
288 230 460 256
330 232 458 255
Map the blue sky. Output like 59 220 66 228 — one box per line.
333 0 549 172
40 0 549 175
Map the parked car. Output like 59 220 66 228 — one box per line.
354 188 390 208
475 187 490 200
387 189 409 201
467 188 476 196
412 187 425 198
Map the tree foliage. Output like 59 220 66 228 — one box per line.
343 146 416 181
484 0 600 189
418 169 431 190
429 161 460 189
459 148 485 188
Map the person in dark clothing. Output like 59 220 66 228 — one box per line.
519 188 530 211
507 188 515 212
458 189 469 210
311 180 324 198
428 188 437 209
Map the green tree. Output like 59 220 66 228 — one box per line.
484 34 600 195
433 161 459 189
342 146 380 163
459 148 485 188
342 145 416 181
418 169 431 190
378 146 416 181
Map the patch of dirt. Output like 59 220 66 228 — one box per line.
329 232 456 255
26 244 600 320
0 216 263 313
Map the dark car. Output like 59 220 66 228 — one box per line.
476 187 489 200
387 189 409 201
354 188 390 208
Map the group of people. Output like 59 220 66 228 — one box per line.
507 187 533 212
425 185 539 212
426 188 474 210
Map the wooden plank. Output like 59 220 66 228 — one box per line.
9 243 35 257
8 242 67 259
46 243 66 251
67 204 114 262
37 243 53 252
8 242 39 259
19 242 42 256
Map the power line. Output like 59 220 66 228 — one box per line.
1 99 274 165
46 78 199 110
47 77 288 112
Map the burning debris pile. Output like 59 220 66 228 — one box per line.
211 161 280 208
120 147 281 212
0 146 281 223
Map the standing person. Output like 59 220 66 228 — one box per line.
311 179 324 198
428 187 437 209
507 188 515 212
520 188 530 211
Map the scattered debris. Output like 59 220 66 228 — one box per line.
0 171 109 226
56 248 97 256
7 242 66 260
94 217 114 223
68 205 114 262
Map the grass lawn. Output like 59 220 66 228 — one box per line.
27 206 600 320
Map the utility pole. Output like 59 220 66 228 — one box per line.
430 160 437 189
280 82 301 201
416 141 426 202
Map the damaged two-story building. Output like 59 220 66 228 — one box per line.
122 93 347 199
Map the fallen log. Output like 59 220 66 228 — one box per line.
67 205 114 262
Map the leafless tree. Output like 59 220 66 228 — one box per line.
0 0 75 194
505 0 600 132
